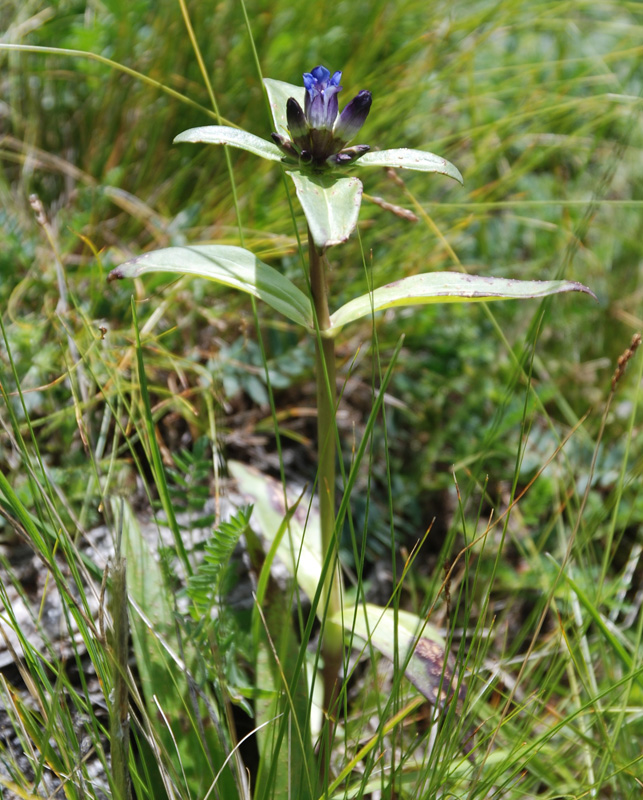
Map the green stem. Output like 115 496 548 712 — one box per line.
308 229 342 720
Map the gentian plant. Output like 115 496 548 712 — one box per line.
109 66 594 791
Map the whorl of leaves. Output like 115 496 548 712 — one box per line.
187 505 253 611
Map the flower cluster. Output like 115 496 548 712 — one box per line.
271 65 372 170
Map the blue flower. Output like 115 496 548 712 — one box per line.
271 65 372 169
303 66 343 131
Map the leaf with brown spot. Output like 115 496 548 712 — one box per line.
334 604 465 712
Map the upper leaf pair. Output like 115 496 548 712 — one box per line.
175 65 463 250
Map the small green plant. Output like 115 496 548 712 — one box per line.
1 1 642 795
108 63 595 798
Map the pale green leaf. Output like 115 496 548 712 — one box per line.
173 125 283 161
246 492 317 800
263 78 305 137
330 271 596 332
228 461 323 611
108 244 313 329
286 170 363 250
357 148 464 184
335 604 462 709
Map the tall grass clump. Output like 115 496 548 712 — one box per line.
1 1 642 798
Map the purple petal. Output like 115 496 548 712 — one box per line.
310 65 330 84
330 152 353 165
308 93 326 129
326 91 339 127
303 72 315 94
304 85 312 118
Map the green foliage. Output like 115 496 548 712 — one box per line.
110 244 314 328
286 169 364 250
164 437 214 519
217 333 314 404
0 0 642 798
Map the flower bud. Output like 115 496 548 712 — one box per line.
329 144 370 166
333 90 372 145
271 133 300 160
286 98 309 150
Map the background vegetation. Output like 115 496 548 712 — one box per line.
0 0 641 798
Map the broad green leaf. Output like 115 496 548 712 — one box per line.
329 271 596 332
335 604 463 711
357 148 464 184
263 78 305 137
108 244 313 329
286 170 363 250
228 461 322 612
174 125 283 161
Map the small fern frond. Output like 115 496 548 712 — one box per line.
187 505 253 612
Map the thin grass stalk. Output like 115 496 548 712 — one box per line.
108 513 132 800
